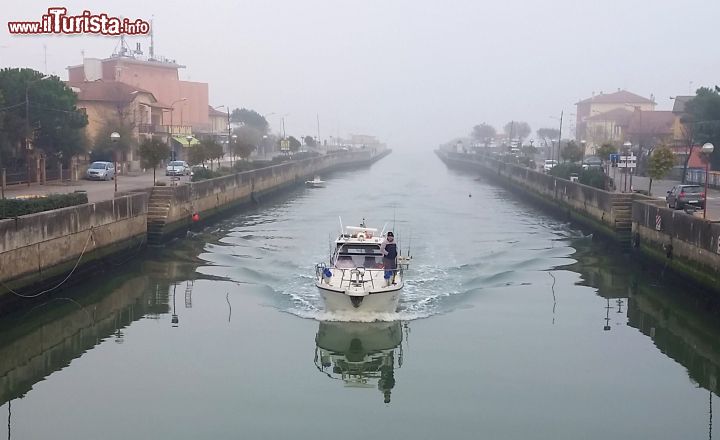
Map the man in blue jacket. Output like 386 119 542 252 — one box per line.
380 231 398 284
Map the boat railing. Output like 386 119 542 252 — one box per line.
316 264 403 289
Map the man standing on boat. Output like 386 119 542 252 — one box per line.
380 232 398 284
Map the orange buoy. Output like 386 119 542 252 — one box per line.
192 213 200 222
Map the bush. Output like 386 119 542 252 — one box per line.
548 163 608 190
0 192 89 219
190 168 222 181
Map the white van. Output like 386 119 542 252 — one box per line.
543 159 558 172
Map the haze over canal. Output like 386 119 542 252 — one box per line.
1 151 718 439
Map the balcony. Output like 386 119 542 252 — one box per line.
138 124 193 135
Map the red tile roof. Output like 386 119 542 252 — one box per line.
586 108 634 125
208 105 226 116
66 80 155 104
577 90 655 105
627 111 677 135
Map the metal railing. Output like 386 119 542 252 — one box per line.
316 263 403 291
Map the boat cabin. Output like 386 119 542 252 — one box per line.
333 226 385 269
334 244 384 269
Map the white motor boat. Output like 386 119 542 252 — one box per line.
314 321 404 403
316 221 410 313
305 176 326 188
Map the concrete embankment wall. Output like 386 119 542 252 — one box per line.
437 151 630 240
159 149 389 238
0 150 388 299
437 150 720 292
632 200 720 288
0 192 147 300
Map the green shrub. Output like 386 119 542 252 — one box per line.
0 192 89 219
548 163 608 190
190 168 222 181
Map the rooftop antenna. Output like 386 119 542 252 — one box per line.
149 15 155 59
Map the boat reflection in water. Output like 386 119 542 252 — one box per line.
314 321 404 403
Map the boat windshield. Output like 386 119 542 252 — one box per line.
334 244 383 269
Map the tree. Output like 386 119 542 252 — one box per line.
288 136 301 153
504 121 531 141
679 120 696 183
471 123 496 145
521 144 537 157
230 108 269 133
647 146 676 196
233 140 255 160
187 143 207 166
684 86 720 170
304 135 317 147
233 125 262 149
200 139 224 168
595 143 617 161
0 68 88 165
91 123 134 163
138 138 170 183
561 140 583 163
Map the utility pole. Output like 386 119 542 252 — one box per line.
227 107 232 166
557 111 563 164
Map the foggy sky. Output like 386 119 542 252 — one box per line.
2 0 719 150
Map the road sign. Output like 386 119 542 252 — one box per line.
655 213 662 231
280 140 290 151
617 155 637 168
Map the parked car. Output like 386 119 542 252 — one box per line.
543 159 558 172
582 156 603 170
666 184 705 210
85 161 115 181
189 164 208 176
166 161 191 176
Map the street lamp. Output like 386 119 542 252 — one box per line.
231 134 238 164
580 140 587 163
622 141 632 192
110 131 120 194
702 142 714 219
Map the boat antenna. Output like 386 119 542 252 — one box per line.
380 222 388 236
338 216 344 235
407 228 412 257
392 205 396 233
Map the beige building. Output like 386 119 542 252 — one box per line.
576 90 656 150
68 80 169 170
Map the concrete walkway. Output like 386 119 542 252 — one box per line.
0 158 244 203
613 173 720 220
2 170 189 203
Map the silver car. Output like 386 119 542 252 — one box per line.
86 161 115 181
166 160 190 176
666 184 705 210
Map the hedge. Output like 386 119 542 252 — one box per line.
0 192 89 219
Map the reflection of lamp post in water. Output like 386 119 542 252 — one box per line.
604 298 611 331
171 283 179 327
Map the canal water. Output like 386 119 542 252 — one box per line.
1 150 719 439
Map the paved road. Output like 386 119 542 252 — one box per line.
614 173 720 220
2 171 191 203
